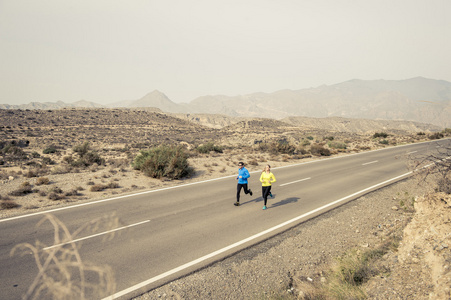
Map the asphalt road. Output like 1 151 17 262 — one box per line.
1 139 449 300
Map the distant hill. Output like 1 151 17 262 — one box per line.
1 77 450 128
185 77 451 128
126 90 190 113
0 100 104 110
281 116 442 134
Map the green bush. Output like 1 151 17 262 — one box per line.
31 151 41 158
379 139 389 145
197 142 223 154
71 142 104 167
1 144 28 161
73 141 90 157
42 157 55 165
43 145 57 154
133 144 193 179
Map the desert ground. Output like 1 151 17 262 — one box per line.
1 108 450 299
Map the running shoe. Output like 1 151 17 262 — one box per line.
249 189 253 196
262 206 267 210
269 192 273 198
234 202 240 206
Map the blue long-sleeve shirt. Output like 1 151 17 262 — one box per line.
237 167 250 184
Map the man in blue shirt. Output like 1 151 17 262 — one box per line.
235 161 253 206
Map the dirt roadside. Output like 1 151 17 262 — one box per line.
134 177 450 300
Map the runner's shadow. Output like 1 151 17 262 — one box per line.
270 197 299 208
240 197 264 206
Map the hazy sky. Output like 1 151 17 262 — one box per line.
1 0 450 105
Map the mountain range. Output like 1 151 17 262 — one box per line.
1 77 450 128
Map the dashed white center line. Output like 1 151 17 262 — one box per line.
43 220 150 250
362 160 378 166
279 177 311 187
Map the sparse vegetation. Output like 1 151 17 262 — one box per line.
197 142 223 154
0 108 448 299
317 236 400 299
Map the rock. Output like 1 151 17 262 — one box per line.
392 206 399 211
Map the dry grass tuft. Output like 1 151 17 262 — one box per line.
10 214 118 299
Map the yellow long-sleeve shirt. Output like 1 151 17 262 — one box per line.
259 171 276 187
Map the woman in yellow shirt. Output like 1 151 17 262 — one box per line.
259 164 276 210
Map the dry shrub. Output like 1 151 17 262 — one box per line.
1 200 20 209
310 144 331 156
10 214 117 299
90 182 119 192
64 189 80 197
9 184 34 196
90 184 105 192
36 177 50 185
25 169 39 178
48 192 65 201
107 158 130 168
50 165 72 175
248 159 258 166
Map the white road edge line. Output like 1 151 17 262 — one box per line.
362 160 378 166
0 175 237 223
102 171 412 300
1 139 444 224
43 220 150 250
279 177 311 187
